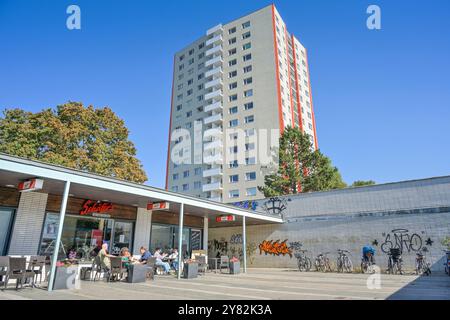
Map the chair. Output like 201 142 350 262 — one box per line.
93 256 110 282
145 257 156 280
219 256 229 273
0 256 9 290
27 256 46 285
109 257 126 281
195 256 208 274
6 257 35 290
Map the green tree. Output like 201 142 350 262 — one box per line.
0 102 148 183
258 126 346 197
351 180 376 187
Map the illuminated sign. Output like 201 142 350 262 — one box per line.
147 201 170 211
80 200 113 216
216 215 236 222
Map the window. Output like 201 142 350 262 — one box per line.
188 58 194 65
229 37 236 45
229 94 238 102
242 31 251 39
229 190 239 198
229 82 237 90
199 42 205 49
245 143 255 151
245 128 255 137
229 27 236 34
176 104 182 111
229 70 237 78
245 156 256 165
177 84 184 90
229 160 239 168
246 187 257 196
243 77 252 85
173 173 179 180
178 74 184 80
198 52 205 59
242 42 251 50
229 59 237 66
185 122 192 129
244 89 253 97
172 186 179 192
187 89 193 96
245 172 256 181
177 94 183 101
197 95 204 101
198 62 204 70
179 54 185 61
229 175 239 183
229 146 238 153
178 64 184 71
245 115 254 123
229 119 238 127
308 123 313 130
244 102 254 110
188 79 193 85
243 65 252 73
243 53 252 62
197 84 204 90
186 111 192 117
228 48 237 56
229 106 238 114
183 170 190 178
242 21 251 29
197 106 203 112
194 181 201 189
189 49 194 55
194 167 202 175
182 184 189 191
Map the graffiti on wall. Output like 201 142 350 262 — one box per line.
261 197 288 216
259 239 293 258
208 237 257 264
288 241 303 252
232 201 259 211
230 234 243 244
380 228 423 254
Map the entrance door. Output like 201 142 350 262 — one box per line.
111 221 134 255
0 208 14 255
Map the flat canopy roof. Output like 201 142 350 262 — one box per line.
0 153 283 227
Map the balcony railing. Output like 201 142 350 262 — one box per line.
203 153 223 164
206 24 223 36
204 101 222 113
205 66 222 79
206 45 222 57
204 89 222 101
205 55 223 68
204 78 222 90
203 167 223 178
203 113 223 125
206 34 222 47
204 139 223 151
202 181 223 192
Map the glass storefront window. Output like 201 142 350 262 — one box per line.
0 208 15 255
39 213 133 261
150 223 196 258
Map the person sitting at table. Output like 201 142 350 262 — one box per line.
98 243 114 271
120 247 134 268
67 247 78 260
153 247 171 274
139 246 152 264
168 248 179 271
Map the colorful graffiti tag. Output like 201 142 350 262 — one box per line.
232 200 259 211
230 234 243 244
259 239 293 257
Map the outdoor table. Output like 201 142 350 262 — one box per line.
208 258 219 273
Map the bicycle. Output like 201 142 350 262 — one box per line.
337 249 353 273
294 250 312 272
415 250 431 276
361 252 376 274
387 248 403 275
314 252 332 272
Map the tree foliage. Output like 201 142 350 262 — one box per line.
258 126 346 197
0 102 148 183
351 180 376 187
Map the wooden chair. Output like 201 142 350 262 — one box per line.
6 257 35 290
27 256 46 285
109 257 126 281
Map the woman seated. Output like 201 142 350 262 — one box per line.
119 247 136 268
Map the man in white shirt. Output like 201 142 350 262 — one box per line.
153 248 171 274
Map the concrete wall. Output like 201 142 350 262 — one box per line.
133 208 152 255
8 191 48 255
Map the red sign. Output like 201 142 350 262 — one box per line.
216 215 236 222
18 178 44 192
147 202 170 211
80 200 113 216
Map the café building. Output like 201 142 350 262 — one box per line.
0 153 282 268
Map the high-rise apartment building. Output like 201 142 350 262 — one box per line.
166 4 318 203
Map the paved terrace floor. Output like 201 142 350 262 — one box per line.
1 268 449 300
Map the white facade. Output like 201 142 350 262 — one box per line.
166 5 318 203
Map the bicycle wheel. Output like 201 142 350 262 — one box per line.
361 261 366 274
297 258 305 272
344 256 353 273
337 258 342 273
305 257 312 271
325 258 332 272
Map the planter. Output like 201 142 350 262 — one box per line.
127 264 147 283
229 261 240 274
54 266 80 290
183 262 198 279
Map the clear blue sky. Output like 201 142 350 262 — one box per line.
1 0 449 187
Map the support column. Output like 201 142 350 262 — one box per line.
48 181 71 292
177 203 184 280
203 217 208 254
242 215 247 273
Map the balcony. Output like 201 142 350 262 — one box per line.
204 113 223 125
204 139 223 151
204 101 222 113
207 196 223 203
206 24 223 36
205 67 222 79
204 89 222 101
206 45 222 57
202 181 223 192
203 153 223 164
203 167 223 178
204 78 222 90
205 55 223 68
206 34 222 47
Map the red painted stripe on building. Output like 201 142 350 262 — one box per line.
304 48 319 150
165 55 176 190
271 4 284 133
291 35 304 132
